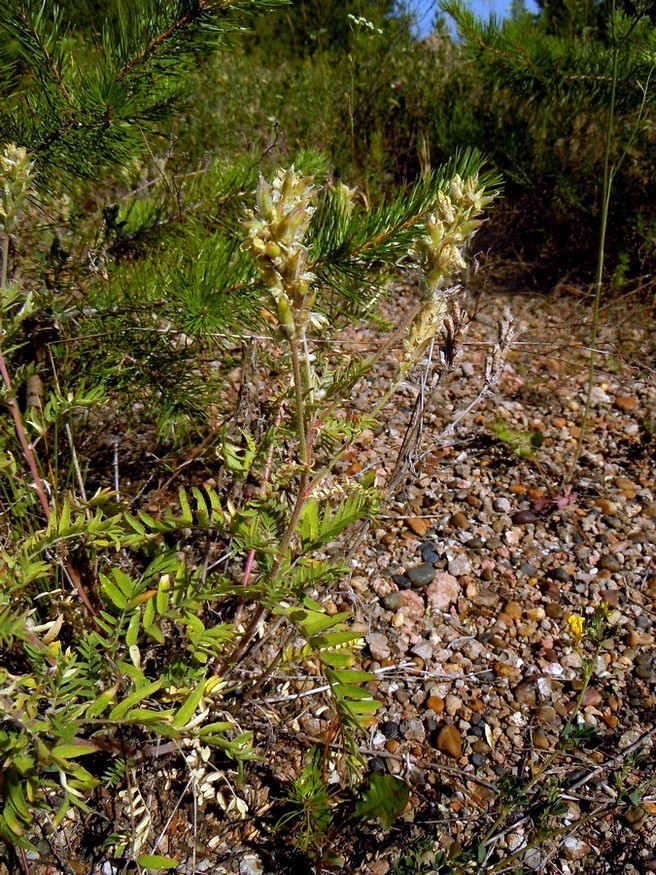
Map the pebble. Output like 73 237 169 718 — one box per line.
407 563 437 587
426 695 445 714
392 573 412 590
534 705 558 725
426 573 460 611
445 694 462 716
434 724 463 758
448 553 471 576
532 729 550 750
562 837 590 861
464 537 485 550
379 720 400 739
493 497 512 513
600 554 622 572
450 511 471 530
471 588 500 608
382 592 404 610
401 717 425 742
485 537 503 549
514 681 537 707
614 395 638 413
407 516 430 536
581 688 602 707
421 546 440 564
240 857 264 875
411 641 433 661
548 567 571 583
366 632 391 661
512 509 538 525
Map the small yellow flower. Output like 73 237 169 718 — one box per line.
567 614 585 641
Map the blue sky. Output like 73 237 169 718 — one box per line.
410 0 540 37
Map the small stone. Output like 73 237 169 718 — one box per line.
643 502 656 519
595 498 617 515
545 602 563 619
471 588 500 608
548 567 571 583
504 600 523 619
448 553 472 577
435 724 462 759
426 572 460 611
494 661 521 680
379 721 400 739
493 497 512 513
426 695 445 714
401 717 425 742
485 537 503 549
615 476 636 493
385 738 400 754
614 395 638 413
470 753 485 767
600 554 622 572
512 510 538 525
240 856 264 875
581 688 602 707
602 515 623 531
635 664 654 680
392 573 412 590
532 729 550 750
421 546 440 564
445 694 462 716
450 511 471 530
382 592 404 610
514 681 537 707
562 837 590 861
534 705 558 725
464 537 485 550
366 632 391 661
407 516 430 537
411 641 433 661
407 563 437 588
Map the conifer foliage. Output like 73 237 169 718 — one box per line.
0 0 285 182
0 1 502 867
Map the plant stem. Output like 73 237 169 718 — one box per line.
566 0 618 483
1 234 8 291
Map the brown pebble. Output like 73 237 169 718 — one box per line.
545 602 563 619
494 661 521 679
534 705 558 725
450 511 471 531
615 476 637 496
595 498 618 515
511 509 538 525
614 395 638 413
426 695 445 714
514 681 537 707
600 589 620 606
471 739 490 755
552 416 567 428
407 516 430 537
602 713 618 729
581 688 602 707
509 483 527 494
435 724 463 759
504 600 523 619
533 729 550 750
385 739 400 754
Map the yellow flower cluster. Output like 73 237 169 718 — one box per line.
414 174 494 293
567 614 586 641
242 167 318 336
0 143 35 234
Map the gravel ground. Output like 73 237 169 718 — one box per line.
14 282 655 875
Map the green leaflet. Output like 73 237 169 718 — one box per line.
352 773 409 829
297 492 375 551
